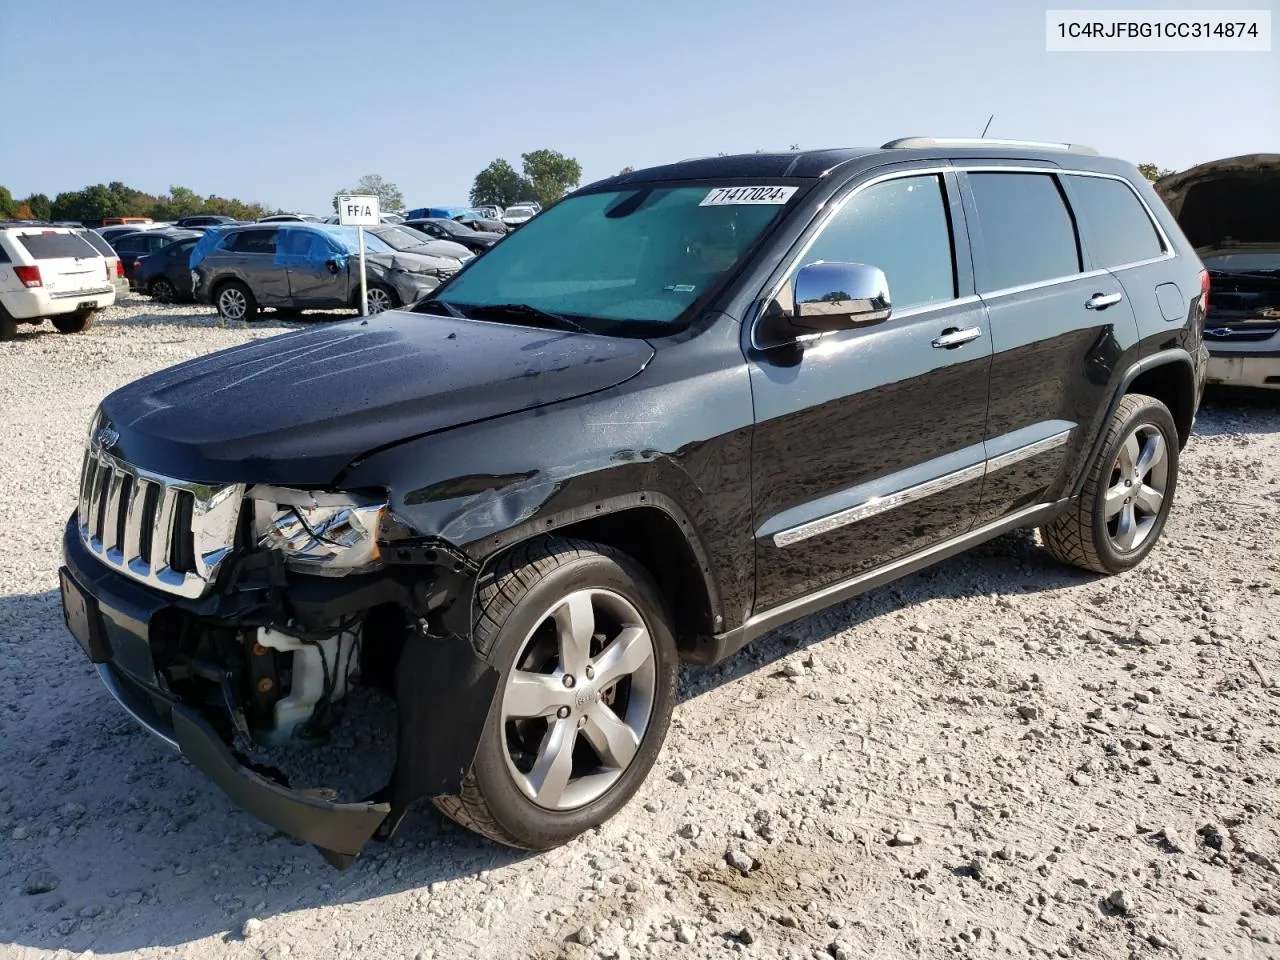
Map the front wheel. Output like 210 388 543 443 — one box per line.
52 309 96 334
215 281 258 322
363 285 397 315
1041 393 1179 574
434 537 678 850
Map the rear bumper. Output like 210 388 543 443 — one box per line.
1 284 116 320
60 518 391 867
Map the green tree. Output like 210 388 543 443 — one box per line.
332 174 404 213
618 166 635 175
0 186 16 218
520 149 582 207
470 158 526 207
23 193 51 221
1137 162 1176 182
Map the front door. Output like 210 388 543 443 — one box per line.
748 168 993 612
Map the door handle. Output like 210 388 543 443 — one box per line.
1085 292 1123 310
931 326 983 349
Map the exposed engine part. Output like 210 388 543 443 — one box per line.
256 623 361 744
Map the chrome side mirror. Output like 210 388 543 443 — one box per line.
792 261 892 330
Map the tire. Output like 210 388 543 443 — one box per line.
51 309 97 334
433 537 679 850
150 277 177 303
362 285 397 315
1041 393 1179 574
214 281 258 322
0 303 16 342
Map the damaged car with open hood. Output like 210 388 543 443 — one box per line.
190 222 463 320
1156 153 1280 391
60 140 1208 868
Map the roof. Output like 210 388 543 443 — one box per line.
590 139 1127 191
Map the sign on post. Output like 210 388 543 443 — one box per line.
336 195 380 316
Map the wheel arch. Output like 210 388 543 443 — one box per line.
466 493 723 665
1071 348 1196 500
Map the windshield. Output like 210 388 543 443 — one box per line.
420 184 792 334
505 207 535 218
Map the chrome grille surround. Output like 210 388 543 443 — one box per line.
77 445 245 599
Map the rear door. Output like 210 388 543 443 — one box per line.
958 167 1139 525
281 229 349 306
15 231 111 296
224 228 289 305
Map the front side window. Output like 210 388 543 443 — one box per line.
424 184 794 333
802 174 956 311
1066 175 1165 268
968 173 1081 292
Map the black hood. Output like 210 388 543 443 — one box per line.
98 311 654 487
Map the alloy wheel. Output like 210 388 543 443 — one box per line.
500 589 657 811
366 288 393 314
152 278 175 302
1105 423 1169 552
218 287 247 320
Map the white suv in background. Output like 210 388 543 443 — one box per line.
0 224 117 340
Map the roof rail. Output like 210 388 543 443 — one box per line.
882 137 1098 156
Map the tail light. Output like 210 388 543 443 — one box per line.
1199 268 1210 315
14 265 42 288
115 260 125 278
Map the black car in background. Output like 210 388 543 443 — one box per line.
175 215 238 229
111 229 200 287
134 233 202 301
402 217 501 254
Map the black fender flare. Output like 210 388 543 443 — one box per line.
462 489 726 635
1070 347 1195 500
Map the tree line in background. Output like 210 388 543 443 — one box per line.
0 155 1181 227
0 182 276 224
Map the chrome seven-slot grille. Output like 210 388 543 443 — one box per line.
77 445 245 599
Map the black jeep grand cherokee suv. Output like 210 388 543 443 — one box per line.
60 138 1208 866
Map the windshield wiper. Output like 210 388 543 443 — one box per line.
416 298 468 319
465 303 593 334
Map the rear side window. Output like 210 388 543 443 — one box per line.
968 173 1081 292
167 240 196 259
228 230 277 254
803 174 957 311
79 232 115 257
17 233 101 260
1066 175 1165 267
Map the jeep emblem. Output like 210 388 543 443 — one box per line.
94 425 120 449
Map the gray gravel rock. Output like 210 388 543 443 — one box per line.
23 870 59 895
1108 890 1134 914
726 850 754 873
242 917 264 939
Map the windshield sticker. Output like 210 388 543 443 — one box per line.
700 185 797 206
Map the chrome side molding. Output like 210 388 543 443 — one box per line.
772 430 1071 547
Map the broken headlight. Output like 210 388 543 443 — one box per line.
249 486 387 576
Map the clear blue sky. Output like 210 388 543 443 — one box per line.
2 0 1275 212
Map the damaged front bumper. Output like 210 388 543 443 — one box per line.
59 515 498 868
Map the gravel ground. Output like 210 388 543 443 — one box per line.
0 299 1278 960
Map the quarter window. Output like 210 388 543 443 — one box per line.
968 173 1081 292
802 174 956 311
1066 175 1165 267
